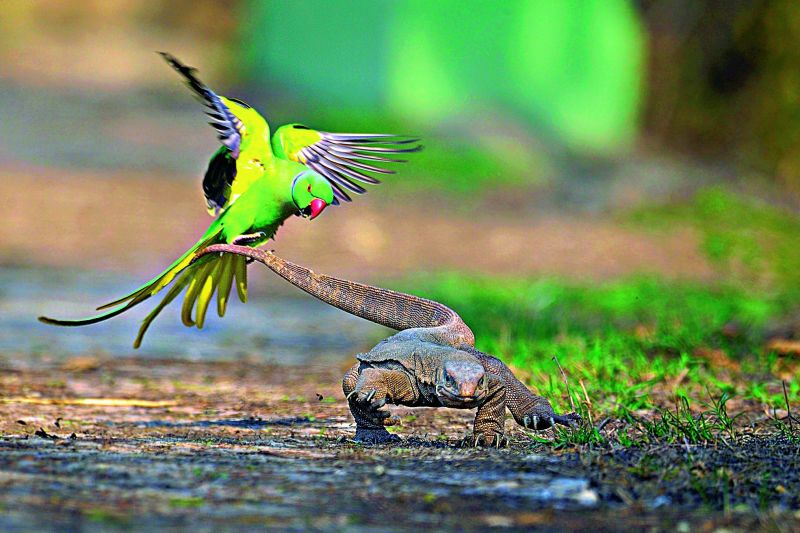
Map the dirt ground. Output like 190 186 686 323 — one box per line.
1 356 798 532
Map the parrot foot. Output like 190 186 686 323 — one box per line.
232 232 267 246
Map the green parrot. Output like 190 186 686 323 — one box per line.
39 52 420 348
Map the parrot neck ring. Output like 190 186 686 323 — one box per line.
290 174 304 216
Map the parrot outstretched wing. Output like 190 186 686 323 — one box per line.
272 124 422 203
159 52 249 214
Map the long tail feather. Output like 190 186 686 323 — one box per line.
181 260 216 327
132 251 241 347
195 261 221 328
133 271 192 349
39 299 141 327
39 226 223 328
95 229 221 311
217 254 234 317
234 255 247 303
37 223 259 348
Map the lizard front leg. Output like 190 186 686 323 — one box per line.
342 363 415 443
471 374 507 447
467 349 581 431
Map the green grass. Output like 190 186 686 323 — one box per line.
394 273 799 448
628 186 800 292
390 186 800 447
397 274 796 412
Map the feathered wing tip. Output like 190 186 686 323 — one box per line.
300 133 423 203
158 52 202 91
158 52 242 158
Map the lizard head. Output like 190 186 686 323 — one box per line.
435 360 489 408
291 170 334 220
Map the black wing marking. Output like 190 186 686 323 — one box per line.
159 52 243 158
203 148 237 213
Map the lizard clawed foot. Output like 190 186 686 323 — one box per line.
557 412 583 427
347 388 388 412
522 415 540 430
232 232 268 246
464 432 507 448
354 427 401 444
521 411 582 431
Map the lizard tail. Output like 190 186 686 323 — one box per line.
193 244 475 348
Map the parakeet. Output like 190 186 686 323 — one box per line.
39 52 421 347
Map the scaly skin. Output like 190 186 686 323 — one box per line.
343 334 507 444
195 244 581 441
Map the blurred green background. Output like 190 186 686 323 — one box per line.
3 1 800 196
1 0 799 406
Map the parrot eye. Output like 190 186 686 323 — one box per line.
307 184 312 193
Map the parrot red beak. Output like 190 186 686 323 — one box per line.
308 198 327 220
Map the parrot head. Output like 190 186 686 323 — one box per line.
291 170 334 220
